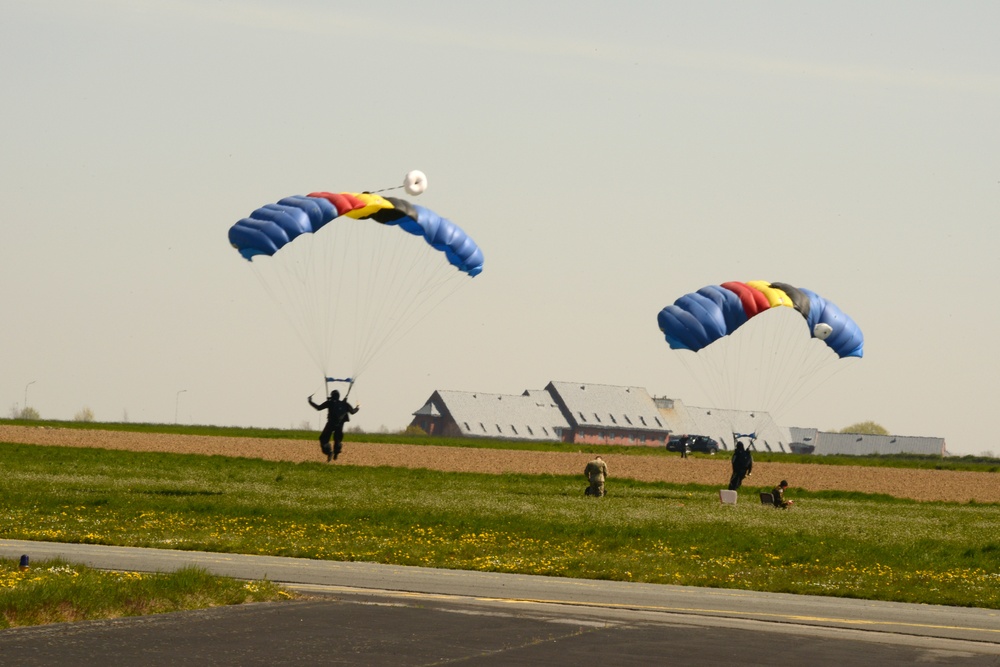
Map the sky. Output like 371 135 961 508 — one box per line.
3 1 999 455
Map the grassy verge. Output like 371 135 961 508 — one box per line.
1 442 998 609
0 557 294 629
3 418 998 471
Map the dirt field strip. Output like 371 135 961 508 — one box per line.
1 425 997 503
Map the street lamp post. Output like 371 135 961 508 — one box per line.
175 389 187 424
24 380 36 413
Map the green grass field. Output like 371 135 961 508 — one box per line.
0 557 292 628
1 439 998 610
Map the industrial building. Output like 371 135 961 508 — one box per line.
788 427 947 456
410 381 787 450
410 380 945 456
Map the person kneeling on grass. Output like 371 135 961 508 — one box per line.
584 455 608 497
772 480 794 509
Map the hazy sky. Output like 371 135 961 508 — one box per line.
3 1 998 455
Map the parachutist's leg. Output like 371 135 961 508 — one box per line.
320 423 334 461
333 428 344 460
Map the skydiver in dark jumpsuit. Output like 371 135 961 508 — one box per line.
308 390 360 462
728 440 754 491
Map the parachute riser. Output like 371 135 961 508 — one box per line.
733 431 757 451
324 376 354 400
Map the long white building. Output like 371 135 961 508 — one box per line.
789 427 947 456
410 380 946 456
410 380 787 450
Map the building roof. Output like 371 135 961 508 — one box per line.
426 389 570 441
655 399 791 451
789 427 946 457
411 401 442 417
544 381 670 432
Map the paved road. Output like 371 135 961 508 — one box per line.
2 539 999 665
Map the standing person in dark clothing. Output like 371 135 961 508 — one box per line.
308 389 360 462
728 440 754 491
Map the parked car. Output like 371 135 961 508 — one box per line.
666 434 719 455
789 442 815 455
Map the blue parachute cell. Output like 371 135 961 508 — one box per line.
801 288 864 358
380 200 484 277
696 285 749 332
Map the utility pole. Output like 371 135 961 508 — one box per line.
24 380 36 413
175 389 187 424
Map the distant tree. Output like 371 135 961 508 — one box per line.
838 421 889 435
402 424 428 437
74 407 95 422
11 405 40 420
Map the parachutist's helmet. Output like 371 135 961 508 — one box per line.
330 390 340 400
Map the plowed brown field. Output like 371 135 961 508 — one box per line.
2 425 997 504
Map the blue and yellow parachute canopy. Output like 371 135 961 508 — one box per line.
228 191 483 277
657 281 863 358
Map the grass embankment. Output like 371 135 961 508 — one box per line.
0 557 293 629
1 441 998 609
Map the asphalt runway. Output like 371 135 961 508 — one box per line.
1 540 999 666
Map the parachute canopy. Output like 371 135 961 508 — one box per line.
657 281 863 359
228 192 483 277
228 190 483 387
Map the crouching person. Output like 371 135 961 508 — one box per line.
584 456 608 497
772 480 794 509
